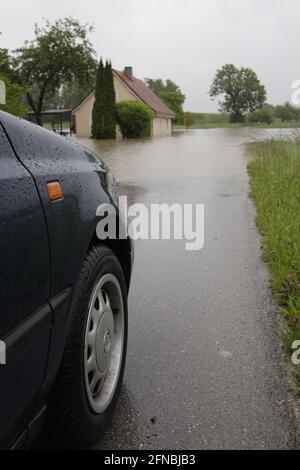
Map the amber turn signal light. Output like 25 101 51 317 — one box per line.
46 181 63 201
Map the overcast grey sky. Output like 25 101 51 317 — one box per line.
1 0 298 111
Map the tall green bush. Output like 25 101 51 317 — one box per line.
92 59 116 139
248 107 273 125
116 101 152 138
274 103 298 122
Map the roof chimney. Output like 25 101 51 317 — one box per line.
124 66 133 80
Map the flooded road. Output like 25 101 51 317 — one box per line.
74 128 297 449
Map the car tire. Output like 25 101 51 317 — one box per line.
49 245 128 447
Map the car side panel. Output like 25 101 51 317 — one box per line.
0 122 50 448
0 112 112 299
0 123 50 334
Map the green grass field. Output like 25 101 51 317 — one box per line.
176 113 300 129
247 138 300 387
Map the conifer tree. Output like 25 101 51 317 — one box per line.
92 59 116 139
104 61 116 138
92 59 105 138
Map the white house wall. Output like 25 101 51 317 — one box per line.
73 74 173 138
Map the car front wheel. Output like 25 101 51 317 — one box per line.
50 245 128 447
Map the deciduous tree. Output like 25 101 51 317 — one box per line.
0 74 28 117
248 107 273 125
184 112 195 129
274 103 298 122
14 18 97 125
209 64 267 123
144 77 185 124
0 48 13 79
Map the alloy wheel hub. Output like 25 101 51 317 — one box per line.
84 273 124 414
96 310 114 373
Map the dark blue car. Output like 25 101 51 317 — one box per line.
0 111 133 449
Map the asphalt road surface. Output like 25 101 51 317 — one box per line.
76 128 298 450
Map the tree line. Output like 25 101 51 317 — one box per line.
1 18 299 134
0 17 186 137
209 64 300 125
0 19 97 125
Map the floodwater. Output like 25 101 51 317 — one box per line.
72 128 297 449
74 127 292 182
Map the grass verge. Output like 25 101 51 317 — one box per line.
247 138 300 390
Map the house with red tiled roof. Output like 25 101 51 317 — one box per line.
72 67 175 138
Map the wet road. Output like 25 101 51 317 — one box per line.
75 128 297 450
